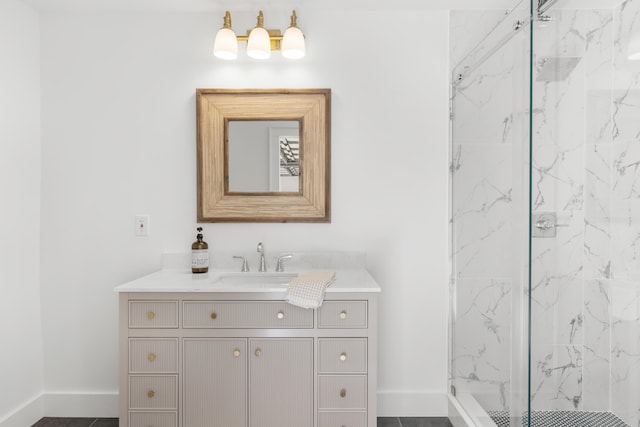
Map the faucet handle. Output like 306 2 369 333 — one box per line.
275 254 293 272
233 256 250 272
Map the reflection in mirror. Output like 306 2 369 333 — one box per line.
227 120 300 193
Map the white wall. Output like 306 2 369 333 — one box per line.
38 7 450 416
0 1 44 425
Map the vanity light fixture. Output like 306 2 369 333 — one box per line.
213 10 305 60
628 30 640 60
213 11 238 60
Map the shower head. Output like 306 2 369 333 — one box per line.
535 57 582 82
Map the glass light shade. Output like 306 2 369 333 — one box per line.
282 26 305 59
213 28 238 60
247 27 271 59
628 32 640 60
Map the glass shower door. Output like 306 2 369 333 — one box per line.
449 2 532 425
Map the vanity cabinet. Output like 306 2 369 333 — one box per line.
118 290 378 427
183 338 313 427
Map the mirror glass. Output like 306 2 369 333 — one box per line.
227 120 300 193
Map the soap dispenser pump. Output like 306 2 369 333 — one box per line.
191 227 209 274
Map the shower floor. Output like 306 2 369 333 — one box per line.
488 410 629 427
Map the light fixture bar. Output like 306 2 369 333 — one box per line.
213 10 305 60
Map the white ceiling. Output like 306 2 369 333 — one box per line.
18 0 509 12
20 0 622 13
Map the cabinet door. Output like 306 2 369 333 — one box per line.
183 339 247 427
249 338 313 427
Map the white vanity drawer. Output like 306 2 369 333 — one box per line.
129 375 177 410
129 301 178 329
129 411 177 427
183 301 313 329
129 339 178 373
318 375 367 410
318 301 367 329
318 338 367 374
318 411 367 427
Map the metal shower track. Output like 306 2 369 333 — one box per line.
452 0 558 86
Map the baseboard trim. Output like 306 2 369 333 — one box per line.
5 390 446 423
0 394 44 427
0 391 119 427
42 392 119 418
377 390 448 417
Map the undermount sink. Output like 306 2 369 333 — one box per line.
210 272 299 287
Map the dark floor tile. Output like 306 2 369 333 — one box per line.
89 419 119 427
400 417 454 427
378 417 403 427
32 418 96 427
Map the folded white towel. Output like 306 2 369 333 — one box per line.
285 271 336 309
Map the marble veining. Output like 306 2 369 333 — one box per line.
451 2 640 425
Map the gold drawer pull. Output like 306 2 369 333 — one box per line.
339 352 347 361
339 310 347 320
255 348 261 357
148 353 156 362
233 349 240 357
147 390 155 398
210 312 217 320
147 311 155 320
339 388 346 398
277 311 284 320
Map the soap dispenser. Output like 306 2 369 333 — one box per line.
191 227 209 274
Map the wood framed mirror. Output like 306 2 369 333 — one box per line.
196 89 331 222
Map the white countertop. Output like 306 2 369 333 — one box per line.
114 268 382 294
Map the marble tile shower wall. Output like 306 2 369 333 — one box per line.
451 2 640 425
530 4 640 426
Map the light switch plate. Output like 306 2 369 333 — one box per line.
135 215 149 237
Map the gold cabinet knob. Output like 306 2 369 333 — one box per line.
147 311 155 320
233 349 240 357
339 352 347 362
277 311 284 320
339 310 347 320
339 388 346 398
148 353 156 362
255 348 261 357
210 312 217 320
147 390 155 398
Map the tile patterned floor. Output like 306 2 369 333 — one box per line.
378 417 454 427
488 410 630 427
34 417 452 427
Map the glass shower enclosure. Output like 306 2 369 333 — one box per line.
449 1 640 426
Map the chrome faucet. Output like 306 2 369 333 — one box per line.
257 242 267 272
275 254 293 272
233 255 249 272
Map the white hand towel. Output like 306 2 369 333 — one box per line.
285 271 336 309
